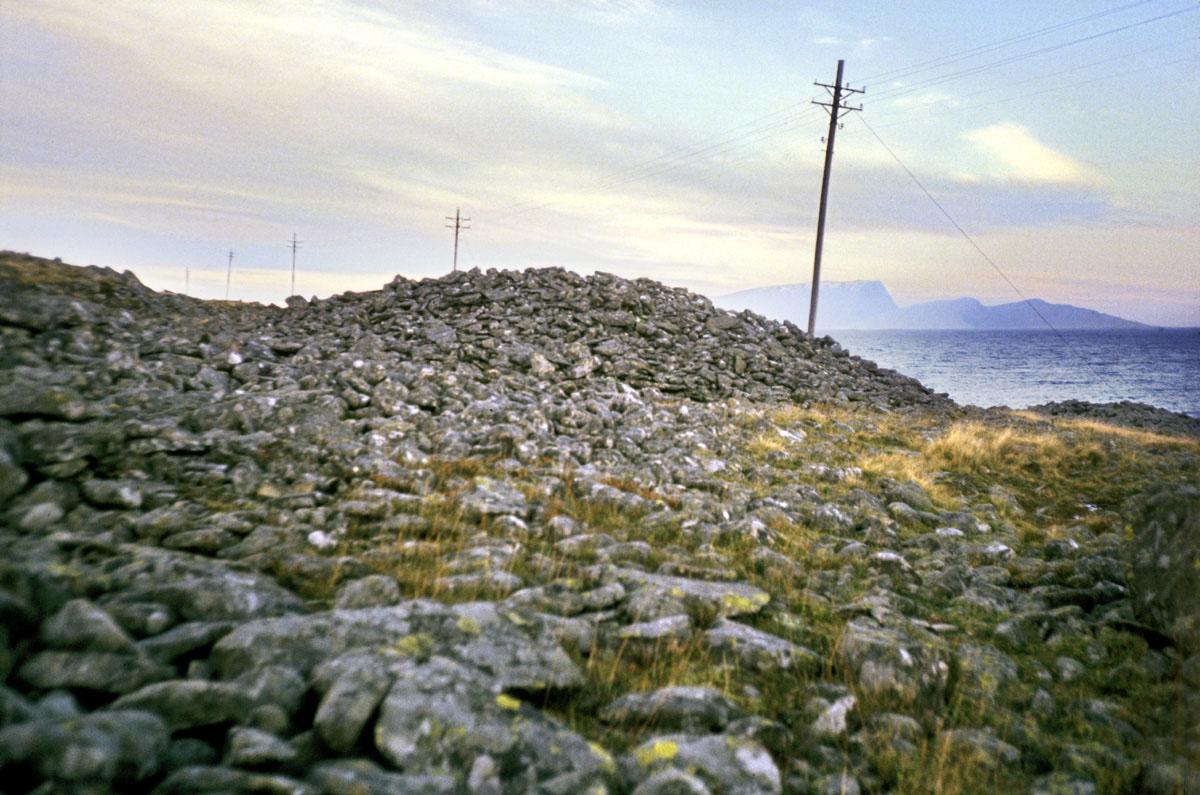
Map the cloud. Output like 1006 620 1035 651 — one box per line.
0 0 671 252
889 90 959 110
963 123 1102 186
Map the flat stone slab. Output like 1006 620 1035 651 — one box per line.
600 686 743 732
703 619 819 674
613 568 771 618
211 600 582 691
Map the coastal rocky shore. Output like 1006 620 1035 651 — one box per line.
1 252 1197 794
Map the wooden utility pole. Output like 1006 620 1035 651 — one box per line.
445 208 470 272
224 249 235 301
288 232 302 297
807 59 863 337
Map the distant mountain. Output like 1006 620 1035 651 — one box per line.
714 281 897 330
714 281 1148 331
860 297 1149 330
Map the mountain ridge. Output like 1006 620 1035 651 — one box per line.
715 281 1149 331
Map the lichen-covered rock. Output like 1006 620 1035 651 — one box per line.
312 654 393 753
613 568 771 618
334 574 402 609
627 734 781 795
1126 485 1200 651
600 686 744 733
211 601 582 690
40 598 137 653
374 656 611 789
704 619 819 673
834 619 950 708
18 650 172 695
0 709 168 785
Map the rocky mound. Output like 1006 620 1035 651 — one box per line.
1 252 1198 794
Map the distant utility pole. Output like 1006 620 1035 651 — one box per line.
225 249 235 300
445 208 470 272
288 232 302 297
185 267 190 296
807 59 863 337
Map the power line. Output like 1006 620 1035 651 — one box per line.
863 3 1200 105
483 5 1197 230
486 0 1170 224
284 4 1198 252
855 114 1107 380
869 47 1199 131
858 0 1158 84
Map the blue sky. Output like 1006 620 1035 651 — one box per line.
1 1 1197 324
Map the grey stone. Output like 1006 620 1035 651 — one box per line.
164 737 219 771
955 643 1019 697
614 568 771 618
19 650 172 695
41 598 137 653
374 656 611 788
816 772 862 795
619 615 694 643
704 619 819 673
601 686 743 732
629 733 781 795
80 478 144 509
811 695 856 737
137 621 236 663
0 709 168 783
334 574 402 609
313 655 392 753
835 619 950 707
109 679 260 730
459 477 529 520
226 726 298 768
633 767 713 794
1126 485 1200 650
155 765 318 795
212 601 582 690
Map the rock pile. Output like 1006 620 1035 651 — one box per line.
1 252 1197 793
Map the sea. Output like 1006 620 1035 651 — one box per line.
830 328 1200 418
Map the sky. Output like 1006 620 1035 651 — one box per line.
1 0 1197 325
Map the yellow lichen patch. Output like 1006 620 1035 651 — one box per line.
495 694 522 711
590 742 616 772
721 592 769 615
385 633 434 658
636 740 680 767
456 616 481 635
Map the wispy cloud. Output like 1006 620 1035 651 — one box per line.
963 123 1102 187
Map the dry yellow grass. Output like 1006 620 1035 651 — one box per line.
923 421 1097 475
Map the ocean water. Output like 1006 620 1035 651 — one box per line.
830 329 1200 418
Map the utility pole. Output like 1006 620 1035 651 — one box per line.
225 249 234 301
807 59 863 337
185 267 190 296
445 208 470 272
288 232 302 297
